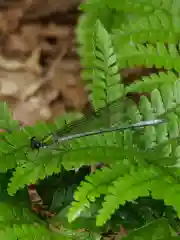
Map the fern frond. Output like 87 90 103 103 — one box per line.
69 164 180 227
113 13 180 45
125 79 180 150
106 0 154 13
122 218 176 240
0 202 38 224
88 19 124 109
115 42 180 70
125 71 178 94
77 6 116 85
0 182 68 239
0 223 68 240
107 0 180 15
68 163 131 222
0 177 40 225
95 166 160 226
7 148 63 195
97 165 180 226
67 137 180 226
0 102 19 132
56 135 144 170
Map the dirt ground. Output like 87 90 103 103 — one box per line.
0 0 88 126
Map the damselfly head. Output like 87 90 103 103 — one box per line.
30 137 49 150
30 137 42 150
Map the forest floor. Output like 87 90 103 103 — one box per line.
0 0 88 126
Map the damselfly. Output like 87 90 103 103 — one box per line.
10 118 167 217
30 119 166 150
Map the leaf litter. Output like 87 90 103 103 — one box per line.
0 0 87 126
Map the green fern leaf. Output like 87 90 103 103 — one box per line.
115 43 180 70
113 13 180 45
96 166 162 226
0 102 19 132
0 223 68 240
107 0 180 15
125 80 180 152
0 184 68 239
123 218 176 240
7 149 62 195
68 163 130 222
58 138 142 170
0 130 32 173
0 202 38 224
89 19 124 109
106 0 154 13
125 71 178 94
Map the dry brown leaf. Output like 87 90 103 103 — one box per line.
51 70 87 108
0 0 86 125
59 59 81 72
40 23 72 39
0 70 40 100
24 0 81 19
13 97 51 125
1 80 18 95
50 101 65 120
63 86 87 109
0 7 22 36
33 82 59 104
0 95 17 108
0 49 41 73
